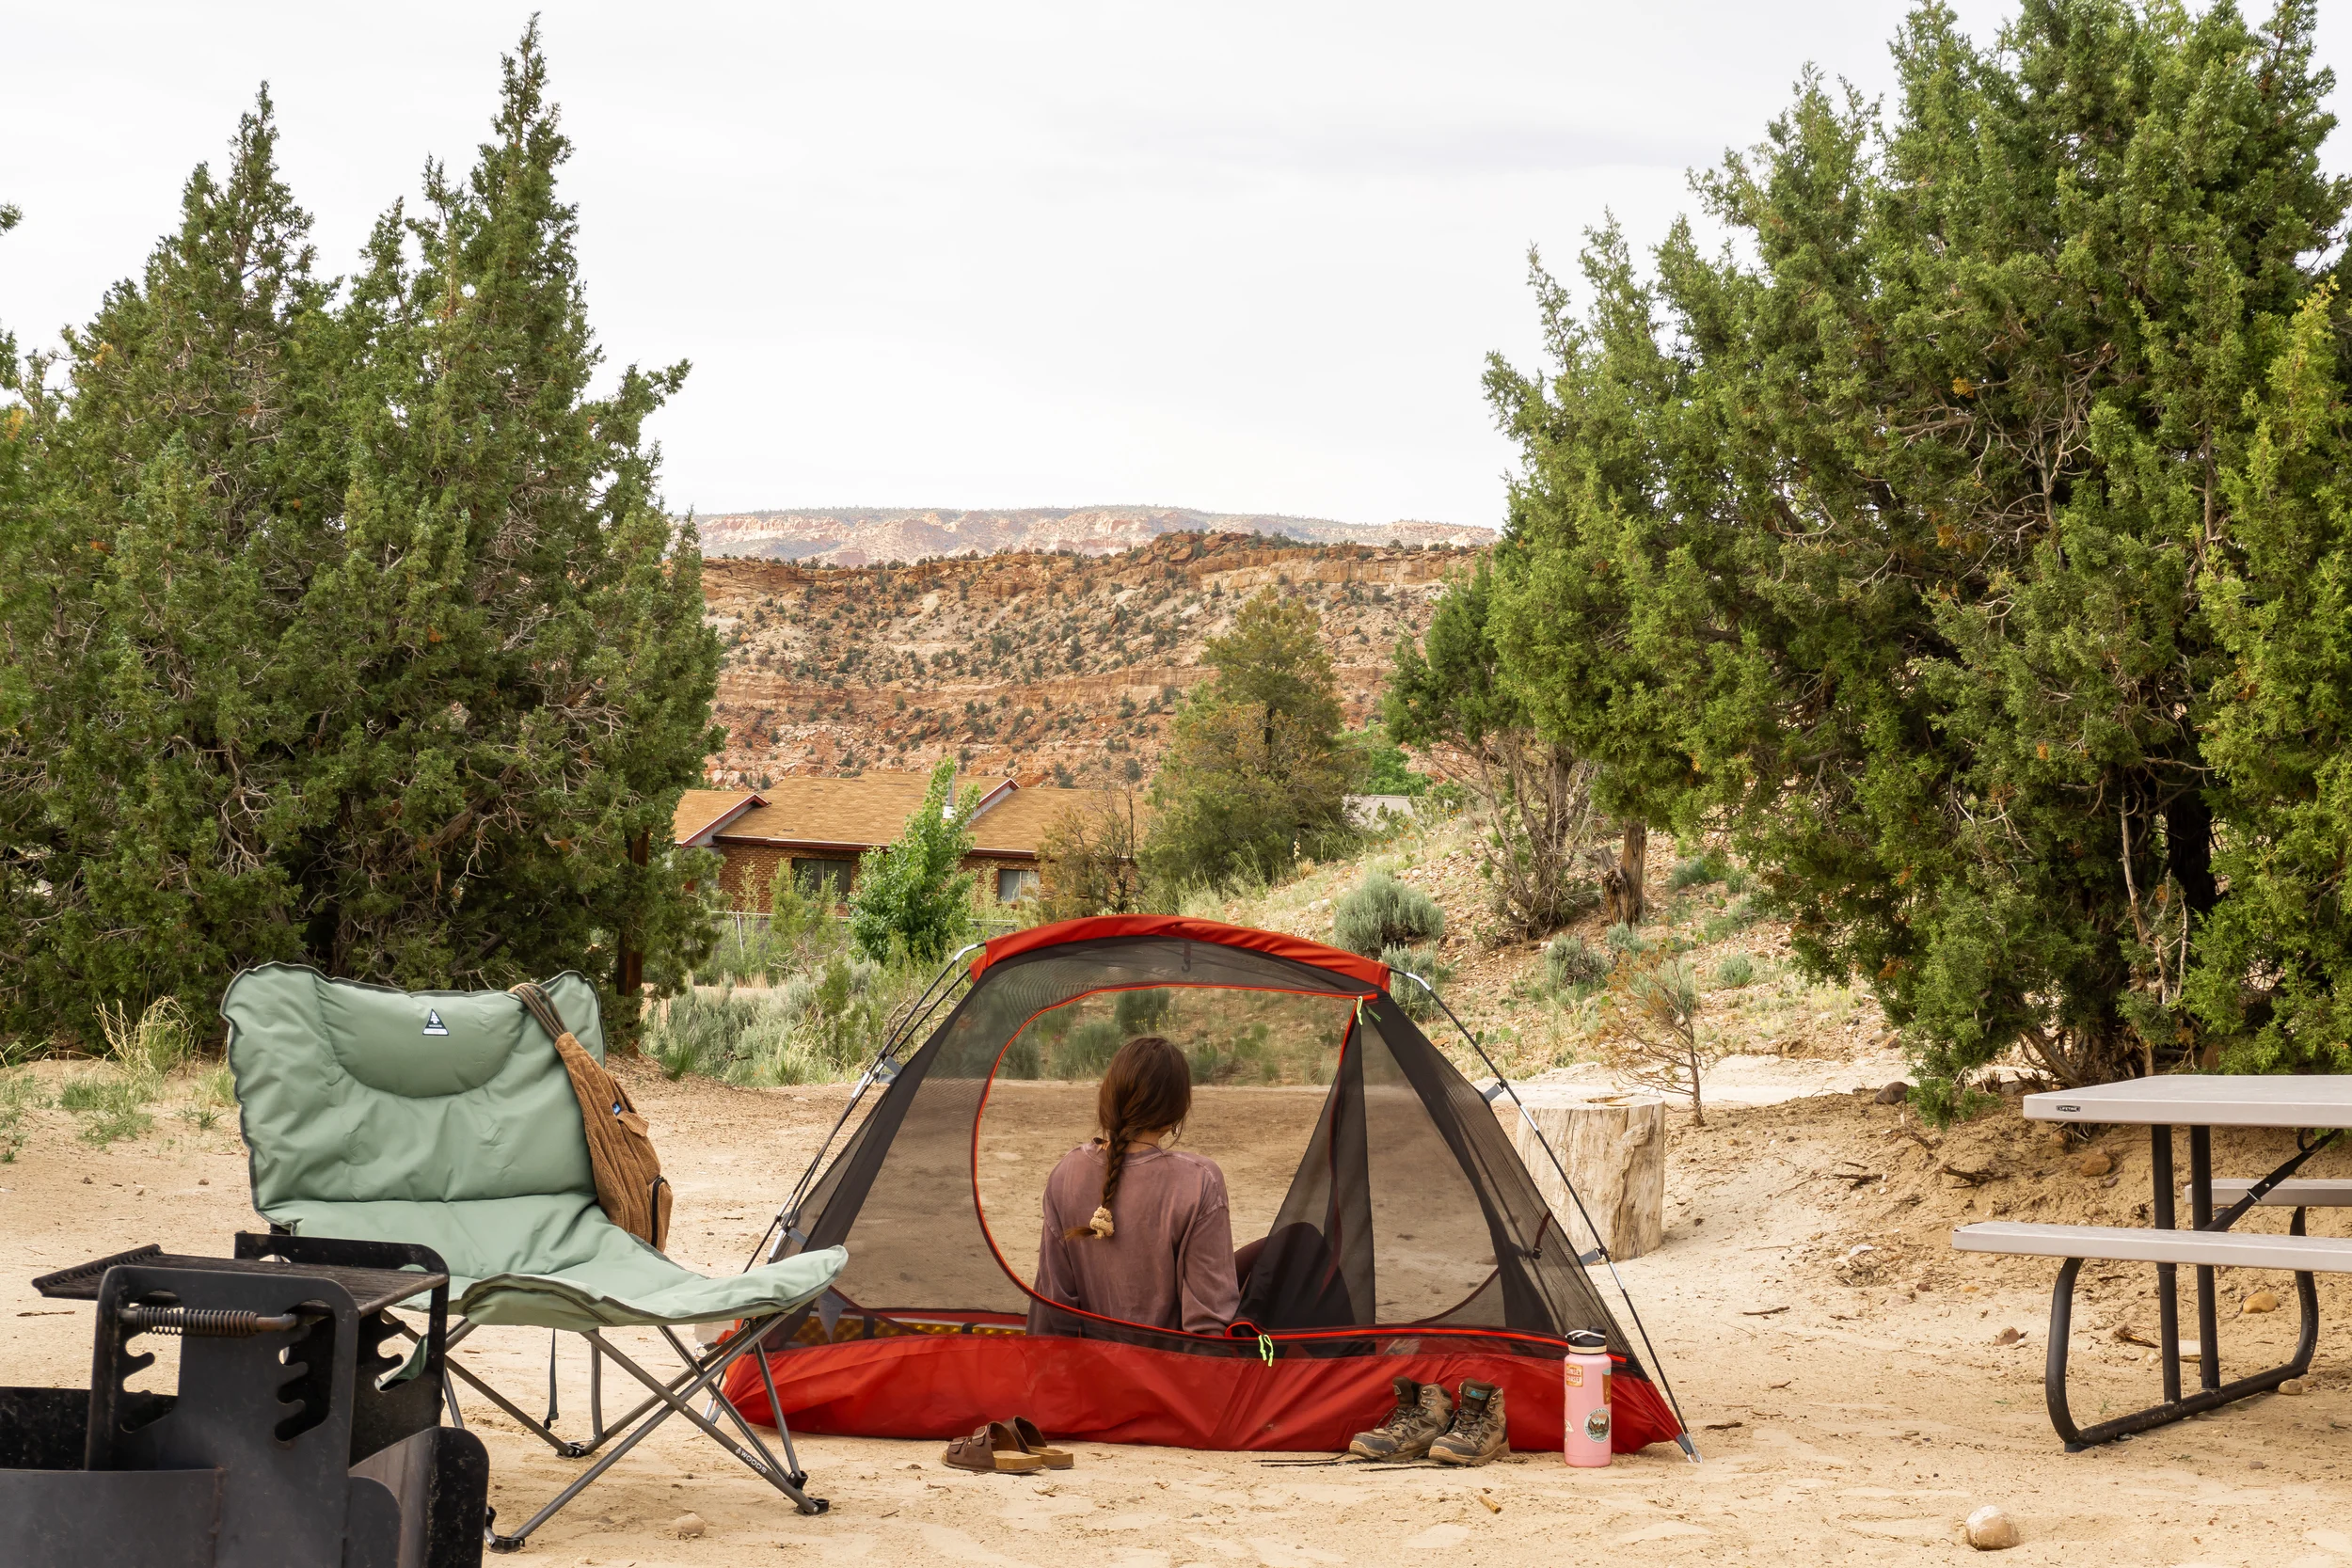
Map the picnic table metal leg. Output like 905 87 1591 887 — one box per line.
2152 1126 2181 1404
2190 1127 2220 1391
2041 1124 2322 1452
2042 1249 2320 1451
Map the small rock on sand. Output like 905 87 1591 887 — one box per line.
1992 1326 2023 1346
2244 1291 2280 1314
672 1513 707 1540
2280 1377 2308 1396
1964 1505 2018 1550
2074 1149 2113 1178
1874 1082 1911 1105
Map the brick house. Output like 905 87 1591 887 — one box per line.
671 773 1137 911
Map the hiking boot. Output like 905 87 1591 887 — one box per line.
1427 1380 1506 1466
1347 1376 1452 1461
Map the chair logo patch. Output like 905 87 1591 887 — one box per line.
423 1008 450 1037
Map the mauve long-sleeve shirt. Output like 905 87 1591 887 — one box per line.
1027 1143 1240 1336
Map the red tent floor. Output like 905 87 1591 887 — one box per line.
723 1334 1681 1454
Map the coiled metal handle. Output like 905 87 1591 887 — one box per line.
117 1304 302 1338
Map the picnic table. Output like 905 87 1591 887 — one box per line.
1950 1075 2350 1450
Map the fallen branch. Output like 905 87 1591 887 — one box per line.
1941 1163 2000 1187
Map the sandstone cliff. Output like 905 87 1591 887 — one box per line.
702 531 1468 787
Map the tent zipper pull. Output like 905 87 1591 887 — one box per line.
1258 1332 1275 1368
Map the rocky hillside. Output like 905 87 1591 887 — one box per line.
701 531 1470 786
694 505 1494 565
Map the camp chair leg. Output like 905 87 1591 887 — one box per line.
488 1323 824 1552
545 1329 561 1427
659 1324 809 1486
751 1329 810 1485
398 1316 592 1461
441 1352 595 1459
580 1329 790 1485
588 1337 604 1444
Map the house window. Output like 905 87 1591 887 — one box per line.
995 867 1041 905
794 858 857 901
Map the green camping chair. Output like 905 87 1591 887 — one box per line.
221 962 848 1551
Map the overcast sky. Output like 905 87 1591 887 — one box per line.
5 3 2345 528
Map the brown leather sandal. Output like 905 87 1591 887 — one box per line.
943 1421 1045 1474
1010 1417 1073 1469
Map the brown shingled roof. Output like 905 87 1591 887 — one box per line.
713 772 1013 852
968 786 1148 858
673 788 766 846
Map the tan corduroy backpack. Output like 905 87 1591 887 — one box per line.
511 981 673 1251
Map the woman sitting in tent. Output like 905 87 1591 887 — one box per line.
1029 1035 1240 1335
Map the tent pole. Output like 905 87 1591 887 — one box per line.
1396 970 1702 1463
751 943 983 1270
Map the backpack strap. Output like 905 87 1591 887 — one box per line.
509 981 568 1042
509 981 671 1251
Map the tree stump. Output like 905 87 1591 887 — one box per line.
1494 1089 1666 1261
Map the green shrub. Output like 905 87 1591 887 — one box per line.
1053 1020 1127 1079
646 988 737 1080
0 1070 44 1163
1699 898 1763 943
643 974 891 1088
97 995 193 1078
61 1072 153 1146
1381 944 1456 1022
1114 988 1172 1035
1713 954 1756 989
1666 852 1728 893
997 1034 1042 1080
1187 1022 1280 1085
849 759 979 964
1333 872 1445 958
1546 936 1612 992
1603 923 1647 958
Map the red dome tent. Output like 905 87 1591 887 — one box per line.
725 915 1692 1456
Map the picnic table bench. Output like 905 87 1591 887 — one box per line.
1949 1075 2347 1450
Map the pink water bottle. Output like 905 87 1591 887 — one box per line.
1563 1328 1612 1466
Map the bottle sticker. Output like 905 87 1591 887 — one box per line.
1564 1364 1584 1387
1584 1408 1612 1443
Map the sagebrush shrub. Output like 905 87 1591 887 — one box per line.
1381 943 1456 1021
1333 872 1444 958
1546 936 1611 992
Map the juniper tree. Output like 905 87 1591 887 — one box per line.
1385 556 1603 935
0 32 723 1046
1145 590 1357 886
2188 289 2352 1071
282 26 721 1017
0 96 346 1042
1490 0 2350 1113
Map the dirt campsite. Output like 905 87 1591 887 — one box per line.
7 1039 2350 1568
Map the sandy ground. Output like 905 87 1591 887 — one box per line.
7 1058 2352 1567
